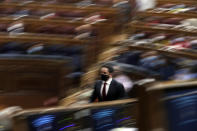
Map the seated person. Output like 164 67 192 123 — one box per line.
139 51 175 80
90 65 125 102
113 65 133 93
0 42 27 54
172 64 197 81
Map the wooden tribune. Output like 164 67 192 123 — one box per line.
0 1 121 66
0 57 71 108
0 16 116 67
138 80 197 131
0 18 115 108
126 1 197 130
0 33 96 68
0 2 118 22
126 23 197 59
123 0 197 60
0 15 118 66
11 98 138 131
0 2 120 109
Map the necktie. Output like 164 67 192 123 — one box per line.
102 82 107 100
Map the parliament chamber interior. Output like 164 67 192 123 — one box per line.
0 0 197 131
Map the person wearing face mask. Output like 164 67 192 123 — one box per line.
90 65 125 102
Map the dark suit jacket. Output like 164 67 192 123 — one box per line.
90 79 125 102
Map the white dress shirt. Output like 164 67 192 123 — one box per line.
100 78 112 96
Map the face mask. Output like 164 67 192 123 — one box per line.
101 74 109 81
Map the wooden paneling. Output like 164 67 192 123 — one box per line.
0 58 70 108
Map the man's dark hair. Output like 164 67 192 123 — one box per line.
101 65 114 73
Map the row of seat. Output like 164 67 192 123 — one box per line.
0 0 126 109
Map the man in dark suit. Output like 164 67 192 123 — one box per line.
90 65 125 102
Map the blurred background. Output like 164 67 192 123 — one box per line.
0 0 196 131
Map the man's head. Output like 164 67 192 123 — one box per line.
99 65 114 81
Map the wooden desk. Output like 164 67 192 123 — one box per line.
138 80 197 131
0 57 71 108
11 98 138 131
